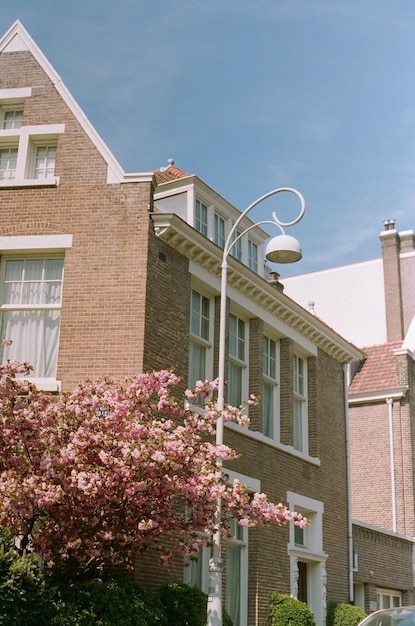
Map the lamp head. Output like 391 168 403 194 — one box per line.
265 234 302 264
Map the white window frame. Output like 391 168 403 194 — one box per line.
195 198 208 237
293 353 308 454
188 289 213 393
0 235 72 391
230 228 243 261
376 589 402 609
0 124 64 187
0 143 18 180
1 106 23 129
228 312 248 408
225 518 248 626
184 469 255 626
214 211 226 249
287 492 327 626
247 239 258 273
262 335 279 439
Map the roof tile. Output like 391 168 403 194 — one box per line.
349 341 402 394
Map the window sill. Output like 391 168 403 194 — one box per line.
26 378 62 392
0 177 59 188
225 421 321 466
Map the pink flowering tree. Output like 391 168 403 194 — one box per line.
0 357 306 575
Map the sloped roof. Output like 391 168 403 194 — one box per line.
153 164 192 185
349 341 403 394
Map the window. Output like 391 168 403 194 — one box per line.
2 109 23 129
248 239 258 272
188 290 212 393
0 146 18 180
195 199 208 237
34 145 57 180
228 314 246 407
230 229 242 261
293 354 308 453
0 92 63 187
377 590 401 609
214 212 226 249
262 336 278 438
226 520 248 626
0 257 64 379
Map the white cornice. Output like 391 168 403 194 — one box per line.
151 212 364 364
0 21 153 186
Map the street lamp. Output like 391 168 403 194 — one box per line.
206 187 306 626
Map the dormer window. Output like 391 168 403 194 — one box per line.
195 199 208 236
248 239 258 272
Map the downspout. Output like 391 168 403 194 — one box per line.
386 398 397 532
343 364 354 604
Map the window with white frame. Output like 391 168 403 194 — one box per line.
226 519 248 626
377 589 401 609
228 313 246 407
248 239 258 273
1 108 23 129
0 256 64 379
214 212 226 249
33 145 57 180
293 354 308 453
0 145 18 180
0 91 64 187
188 290 212 394
262 336 279 438
230 228 242 261
195 199 208 237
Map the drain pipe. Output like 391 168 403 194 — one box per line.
344 364 354 604
386 398 397 532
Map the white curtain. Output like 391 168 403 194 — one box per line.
0 258 62 377
226 542 241 626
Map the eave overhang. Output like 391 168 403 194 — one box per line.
151 212 364 364
349 386 409 405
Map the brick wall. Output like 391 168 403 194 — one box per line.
0 50 154 390
353 523 415 612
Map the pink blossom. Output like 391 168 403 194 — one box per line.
0 361 308 572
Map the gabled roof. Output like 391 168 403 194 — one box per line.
349 341 403 395
0 20 153 185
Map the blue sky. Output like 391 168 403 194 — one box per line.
2 1 415 276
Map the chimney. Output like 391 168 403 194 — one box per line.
380 219 404 341
268 271 284 292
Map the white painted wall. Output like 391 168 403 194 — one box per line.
282 258 387 347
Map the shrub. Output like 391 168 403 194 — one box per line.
269 591 316 626
48 571 167 626
327 602 367 626
158 581 233 626
0 528 52 625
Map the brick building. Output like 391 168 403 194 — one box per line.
0 21 365 625
283 224 415 611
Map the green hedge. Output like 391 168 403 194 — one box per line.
159 581 233 626
327 602 367 626
269 591 316 626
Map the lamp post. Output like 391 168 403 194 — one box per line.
206 187 306 626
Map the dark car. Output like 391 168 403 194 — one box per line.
358 607 415 626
